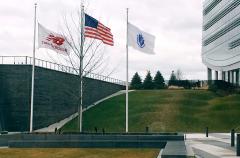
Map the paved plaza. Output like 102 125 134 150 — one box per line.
186 133 238 158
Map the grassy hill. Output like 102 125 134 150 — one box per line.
62 90 240 133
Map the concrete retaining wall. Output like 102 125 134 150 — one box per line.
0 65 124 131
0 133 184 148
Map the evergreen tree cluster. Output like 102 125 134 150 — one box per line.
130 71 165 90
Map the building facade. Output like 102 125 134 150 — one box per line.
202 0 240 85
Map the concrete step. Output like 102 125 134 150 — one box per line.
160 141 195 158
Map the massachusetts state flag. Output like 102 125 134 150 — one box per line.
85 14 114 46
128 23 155 54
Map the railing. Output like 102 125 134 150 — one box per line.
0 56 125 86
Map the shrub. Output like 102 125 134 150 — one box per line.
208 80 237 96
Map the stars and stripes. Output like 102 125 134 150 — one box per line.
84 14 114 46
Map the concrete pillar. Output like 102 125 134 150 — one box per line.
233 70 236 84
232 70 234 84
207 68 212 81
215 71 218 80
224 71 227 81
231 129 235 147
236 69 239 85
238 69 240 86
222 71 225 81
228 71 231 83
237 134 240 156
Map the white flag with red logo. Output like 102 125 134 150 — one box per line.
38 23 70 55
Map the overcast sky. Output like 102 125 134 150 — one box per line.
0 0 205 81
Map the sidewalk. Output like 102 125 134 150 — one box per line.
186 133 238 158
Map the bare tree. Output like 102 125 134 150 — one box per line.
176 69 184 80
56 6 116 132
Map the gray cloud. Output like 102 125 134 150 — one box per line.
0 0 205 81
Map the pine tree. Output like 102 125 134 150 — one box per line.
143 71 154 89
153 71 165 89
130 72 142 89
168 71 177 86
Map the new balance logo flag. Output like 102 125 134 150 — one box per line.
38 24 70 55
85 14 114 46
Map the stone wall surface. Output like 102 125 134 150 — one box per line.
0 65 124 131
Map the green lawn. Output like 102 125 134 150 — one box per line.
0 148 159 158
62 90 240 133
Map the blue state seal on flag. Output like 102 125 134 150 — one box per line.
137 34 145 48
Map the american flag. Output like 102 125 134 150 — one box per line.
85 14 114 46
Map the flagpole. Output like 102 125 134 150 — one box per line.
79 3 84 133
126 8 129 133
30 3 37 133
